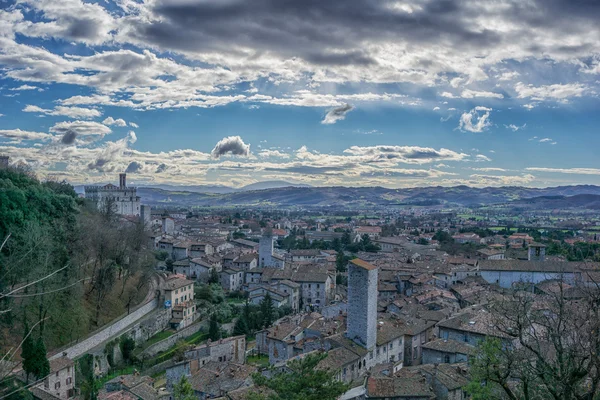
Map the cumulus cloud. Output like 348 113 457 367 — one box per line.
156 163 168 173
60 130 78 145
129 122 139 128
514 82 587 101
103 117 127 127
23 105 101 119
458 107 492 133
50 121 111 142
460 89 504 99
258 149 291 159
343 145 468 164
125 161 143 173
87 131 137 171
211 136 251 158
0 129 52 142
321 103 354 124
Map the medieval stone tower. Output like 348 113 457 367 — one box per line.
528 242 546 261
347 258 378 350
259 230 275 267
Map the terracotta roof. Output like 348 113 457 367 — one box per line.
349 258 377 271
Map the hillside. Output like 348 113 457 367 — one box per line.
0 168 153 354
509 194 600 210
136 184 600 208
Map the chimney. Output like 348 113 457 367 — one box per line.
119 173 126 189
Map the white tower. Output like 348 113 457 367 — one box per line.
347 258 378 350
259 232 275 267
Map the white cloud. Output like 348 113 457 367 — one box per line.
471 167 507 172
258 149 291 159
103 117 127 127
497 71 520 81
461 89 504 99
0 129 52 142
458 107 492 133
49 120 112 144
343 145 468 164
474 154 492 162
129 122 139 128
322 103 354 124
440 92 457 98
211 136 251 158
526 167 600 175
505 123 526 131
23 104 101 119
515 82 587 101
10 84 42 91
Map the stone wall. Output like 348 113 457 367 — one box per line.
141 320 209 358
50 298 158 361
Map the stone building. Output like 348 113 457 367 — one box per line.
163 275 196 329
166 336 246 390
478 260 584 289
528 242 546 261
346 258 378 350
220 268 244 291
421 339 474 365
31 356 75 399
84 173 141 216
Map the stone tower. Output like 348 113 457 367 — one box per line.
528 242 546 261
259 230 274 267
0 155 9 169
347 258 378 350
119 173 127 189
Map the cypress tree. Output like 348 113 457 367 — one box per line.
33 337 50 379
21 322 35 381
260 292 275 328
208 313 221 341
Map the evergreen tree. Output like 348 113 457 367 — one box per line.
260 292 275 328
341 231 351 246
208 313 221 341
208 268 220 284
233 315 249 336
32 337 50 379
173 376 196 400
335 251 347 272
250 353 348 400
21 322 35 381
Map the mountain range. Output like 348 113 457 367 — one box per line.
129 184 600 208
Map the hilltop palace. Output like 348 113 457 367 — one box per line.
85 173 141 216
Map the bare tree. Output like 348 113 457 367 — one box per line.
468 273 600 400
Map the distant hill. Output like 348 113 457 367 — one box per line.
134 184 600 208
239 180 312 191
509 194 600 210
76 180 311 195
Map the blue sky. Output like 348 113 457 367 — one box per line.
1 0 600 188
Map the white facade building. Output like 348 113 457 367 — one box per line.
84 173 141 216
